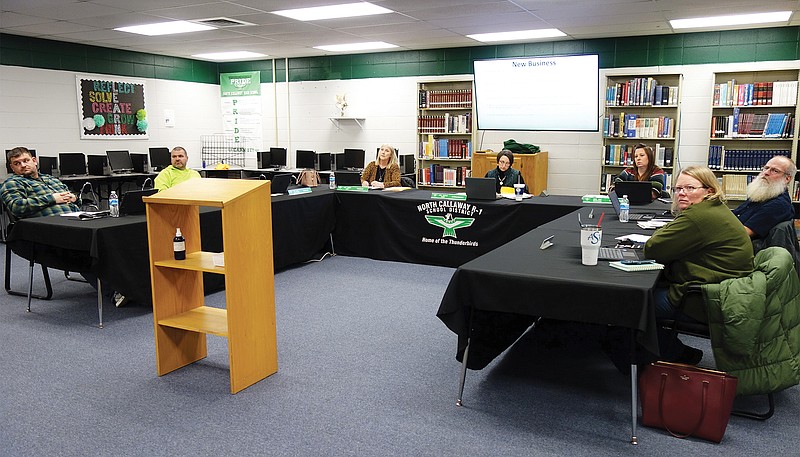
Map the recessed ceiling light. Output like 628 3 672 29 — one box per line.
314 42 398 52
467 29 567 43
670 11 792 29
115 21 215 36
272 2 392 21
192 51 268 61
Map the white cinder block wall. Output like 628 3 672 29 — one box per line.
2 60 799 193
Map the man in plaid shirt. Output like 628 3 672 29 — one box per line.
1 146 81 218
1 147 129 307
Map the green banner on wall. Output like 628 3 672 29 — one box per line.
220 71 261 97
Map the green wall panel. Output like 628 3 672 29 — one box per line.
2 26 799 84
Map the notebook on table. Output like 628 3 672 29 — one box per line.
465 177 501 200
120 188 158 216
613 181 653 205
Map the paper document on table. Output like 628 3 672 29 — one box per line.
615 233 651 243
59 210 110 220
637 219 672 229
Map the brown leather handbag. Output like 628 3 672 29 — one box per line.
639 361 738 443
296 170 321 187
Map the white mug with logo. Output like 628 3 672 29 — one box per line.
580 225 602 266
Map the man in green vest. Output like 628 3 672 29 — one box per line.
154 146 201 190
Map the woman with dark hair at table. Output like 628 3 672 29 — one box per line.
361 144 401 188
644 165 753 364
613 143 666 200
485 149 526 194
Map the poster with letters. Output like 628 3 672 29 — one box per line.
220 71 262 148
76 75 148 139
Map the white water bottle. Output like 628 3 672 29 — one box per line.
109 191 119 217
329 172 336 189
619 194 629 223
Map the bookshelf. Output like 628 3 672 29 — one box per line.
144 178 277 394
601 74 682 194
471 151 549 196
416 79 474 189
707 70 800 201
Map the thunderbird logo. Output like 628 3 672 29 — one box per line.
425 213 474 238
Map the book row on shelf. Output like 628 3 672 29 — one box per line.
418 89 472 109
605 77 678 106
707 146 791 171
418 165 471 187
710 111 795 138
418 136 472 159
603 113 676 139
713 80 798 107
417 113 472 134
719 174 800 202
604 143 674 168
599 172 674 195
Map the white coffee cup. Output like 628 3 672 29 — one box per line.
580 225 602 266
514 183 525 201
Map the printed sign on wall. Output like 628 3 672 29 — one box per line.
220 71 262 148
76 75 148 139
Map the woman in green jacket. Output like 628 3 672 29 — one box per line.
645 165 753 363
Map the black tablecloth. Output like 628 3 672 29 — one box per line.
436 208 662 369
333 190 580 267
8 188 337 305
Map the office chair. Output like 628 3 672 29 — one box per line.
2 203 105 327
3 204 54 301
400 176 415 188
662 246 800 420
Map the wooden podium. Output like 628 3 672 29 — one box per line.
471 151 548 195
144 178 277 393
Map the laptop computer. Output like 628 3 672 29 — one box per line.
335 171 363 186
598 246 642 261
120 188 158 216
465 177 501 200
270 173 292 195
613 181 653 205
609 190 656 221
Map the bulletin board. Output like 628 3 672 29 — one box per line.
76 75 148 139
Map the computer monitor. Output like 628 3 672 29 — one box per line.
296 150 316 169
257 151 271 169
149 147 171 171
343 148 365 170
130 153 149 173
5 148 36 173
38 156 58 176
269 147 287 167
106 150 133 173
87 155 109 176
58 152 87 176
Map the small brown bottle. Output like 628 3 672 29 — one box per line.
173 228 186 260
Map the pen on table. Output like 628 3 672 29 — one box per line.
597 212 605 227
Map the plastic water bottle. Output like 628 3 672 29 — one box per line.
329 172 336 190
109 191 120 217
619 194 629 223
173 228 186 260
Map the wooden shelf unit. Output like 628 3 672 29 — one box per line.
144 178 277 394
416 79 475 189
471 151 549 196
601 73 682 194
707 70 800 201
